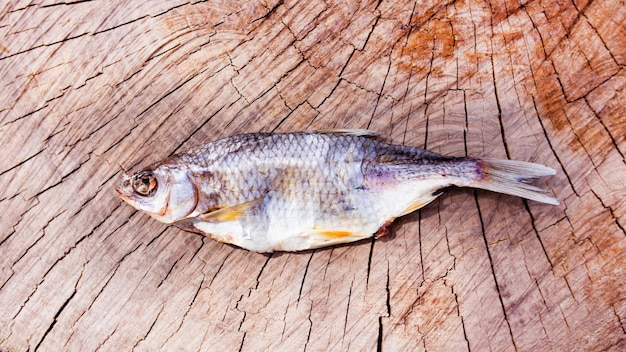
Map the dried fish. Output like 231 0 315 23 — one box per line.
116 130 558 252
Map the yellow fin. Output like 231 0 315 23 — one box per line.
315 128 381 138
399 192 442 216
316 230 354 239
304 228 371 249
308 227 370 241
198 198 262 222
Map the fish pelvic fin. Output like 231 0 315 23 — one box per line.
301 227 371 249
471 158 559 205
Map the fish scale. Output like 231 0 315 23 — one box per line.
117 130 558 253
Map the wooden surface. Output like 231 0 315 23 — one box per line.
1 0 625 351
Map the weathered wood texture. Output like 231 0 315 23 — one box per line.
1 0 625 351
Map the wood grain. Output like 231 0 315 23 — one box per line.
1 0 625 350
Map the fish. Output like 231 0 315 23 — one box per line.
116 129 558 253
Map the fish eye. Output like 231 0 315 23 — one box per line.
132 171 157 196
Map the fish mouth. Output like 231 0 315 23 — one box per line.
115 174 133 202
115 187 130 201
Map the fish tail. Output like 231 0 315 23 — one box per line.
470 158 559 205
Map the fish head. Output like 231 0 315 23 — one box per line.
116 161 198 224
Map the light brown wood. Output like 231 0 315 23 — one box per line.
1 0 625 350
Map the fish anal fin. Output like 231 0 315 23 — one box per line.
399 192 442 217
315 129 381 138
198 198 262 222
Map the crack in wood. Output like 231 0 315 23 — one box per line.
159 273 205 349
297 253 314 304
0 33 88 62
1 0 624 350
33 265 84 351
584 96 626 161
1 104 49 127
613 303 626 335
531 95 578 197
131 307 163 351
587 187 626 238
474 192 518 351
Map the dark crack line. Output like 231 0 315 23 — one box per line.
563 0 595 42
33 266 84 351
144 227 171 248
234 52 305 106
33 152 93 199
73 171 121 217
11 205 66 273
530 96 578 196
131 307 163 351
474 191 518 351
613 304 626 335
367 42 394 130
252 0 284 23
303 304 313 352
159 273 204 349
522 200 555 267
418 211 426 281
150 1 189 18
64 240 139 346
207 247 234 288
355 7 381 52
93 113 140 158
583 96 626 162
0 195 40 253
297 252 314 304
188 236 206 264
451 280 471 351
238 332 247 352
0 33 88 61
270 98 305 131
234 254 273 336
588 186 626 238
156 254 183 289
92 15 150 35
377 259 390 352
342 280 353 342
63 110 123 150
365 236 376 287
94 327 117 352
377 317 384 352
41 203 119 288
488 45 510 160
1 104 48 126
580 6 620 67
41 0 96 7
134 65 214 122
0 148 46 176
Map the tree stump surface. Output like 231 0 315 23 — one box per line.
1 0 625 351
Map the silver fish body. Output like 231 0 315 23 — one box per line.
116 131 558 253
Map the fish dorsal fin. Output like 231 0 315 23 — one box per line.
197 198 263 222
315 129 381 138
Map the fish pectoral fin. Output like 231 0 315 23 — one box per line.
399 192 442 216
315 128 381 138
198 198 263 222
